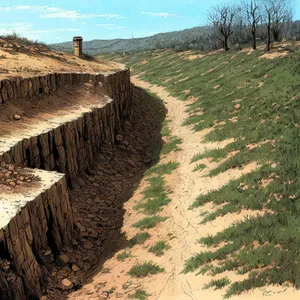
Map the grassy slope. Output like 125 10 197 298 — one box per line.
99 47 300 297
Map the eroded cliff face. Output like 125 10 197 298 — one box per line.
0 69 133 299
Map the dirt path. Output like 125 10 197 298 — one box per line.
66 77 300 300
128 77 257 300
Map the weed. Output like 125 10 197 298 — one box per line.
134 176 171 215
204 277 231 290
108 287 116 294
117 251 132 261
128 232 151 248
161 119 171 137
148 241 171 256
132 216 167 230
161 136 183 154
144 161 179 177
128 261 164 277
193 163 207 172
128 289 151 300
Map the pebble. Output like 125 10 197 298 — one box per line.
60 278 74 290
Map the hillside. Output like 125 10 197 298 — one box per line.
50 26 213 54
93 44 300 298
0 35 121 80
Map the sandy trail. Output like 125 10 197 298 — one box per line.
129 77 300 300
68 77 300 300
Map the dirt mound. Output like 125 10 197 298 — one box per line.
0 36 122 80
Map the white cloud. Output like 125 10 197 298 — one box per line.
96 24 129 30
141 11 182 18
0 22 32 35
0 6 123 19
31 28 80 33
42 11 123 19
0 23 79 36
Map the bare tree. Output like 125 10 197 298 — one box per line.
208 3 239 51
263 0 273 51
262 0 293 51
270 0 293 41
243 0 261 49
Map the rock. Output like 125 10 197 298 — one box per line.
116 134 123 142
44 250 52 256
71 264 80 272
127 159 136 167
83 240 94 250
56 254 70 266
60 278 74 290
13 114 21 120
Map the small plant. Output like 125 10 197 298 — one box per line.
133 216 167 230
204 277 231 290
108 287 116 294
144 161 179 177
128 232 151 247
161 119 171 137
117 251 132 261
148 240 171 256
134 176 171 215
128 261 164 277
161 136 183 154
193 163 207 172
128 289 151 300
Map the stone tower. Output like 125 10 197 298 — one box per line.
73 36 83 57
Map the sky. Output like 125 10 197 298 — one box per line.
0 0 300 44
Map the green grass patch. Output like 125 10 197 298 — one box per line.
161 119 171 137
132 216 167 230
128 232 151 248
204 277 231 290
161 136 183 154
128 261 164 277
193 163 207 172
134 176 171 215
144 161 179 177
148 240 171 256
117 251 132 261
128 289 151 300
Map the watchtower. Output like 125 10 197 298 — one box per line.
73 36 83 57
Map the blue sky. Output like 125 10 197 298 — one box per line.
0 0 300 44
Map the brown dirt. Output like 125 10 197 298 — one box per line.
0 37 121 80
259 51 289 59
0 82 107 155
177 51 205 61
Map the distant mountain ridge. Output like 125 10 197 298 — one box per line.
49 26 211 55
50 21 300 55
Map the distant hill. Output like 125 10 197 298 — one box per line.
50 21 300 55
49 26 213 55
